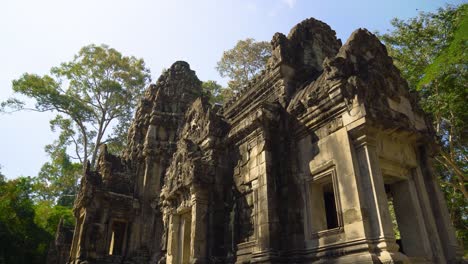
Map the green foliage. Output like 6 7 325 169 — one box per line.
0 176 52 264
202 80 234 105
33 148 81 206
0 170 75 263
379 8 456 89
379 4 467 245
216 38 271 94
34 201 74 236
3 44 151 168
387 199 401 240
0 165 4 182
419 5 468 87
416 6 468 150
2 44 151 205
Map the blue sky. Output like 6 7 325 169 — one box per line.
0 0 464 179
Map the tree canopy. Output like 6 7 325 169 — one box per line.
3 44 151 168
202 80 234 105
0 176 52 264
33 148 81 206
216 38 271 95
1 44 151 204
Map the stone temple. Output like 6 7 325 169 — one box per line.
64 18 462 263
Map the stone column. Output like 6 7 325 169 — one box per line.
190 187 209 263
251 133 280 263
74 210 94 261
410 165 446 263
351 128 408 263
165 214 178 264
390 177 431 260
415 146 462 262
69 212 85 263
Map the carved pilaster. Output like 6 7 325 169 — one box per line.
350 125 409 263
250 104 281 263
190 187 209 263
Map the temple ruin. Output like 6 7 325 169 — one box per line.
66 18 462 263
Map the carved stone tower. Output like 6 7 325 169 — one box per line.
68 18 462 264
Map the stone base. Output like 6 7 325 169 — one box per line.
251 249 279 263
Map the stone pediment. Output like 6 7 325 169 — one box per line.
180 97 228 146
161 139 202 199
161 97 228 202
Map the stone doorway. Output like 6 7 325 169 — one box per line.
108 220 127 256
384 176 429 261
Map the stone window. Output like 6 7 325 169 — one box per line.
306 166 342 236
108 220 127 256
323 182 339 229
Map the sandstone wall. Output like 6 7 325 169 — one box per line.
67 18 462 264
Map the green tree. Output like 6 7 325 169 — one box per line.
1 44 151 203
379 4 467 244
0 176 52 264
34 200 74 236
202 80 234 105
2 44 151 170
216 38 271 94
0 168 75 263
33 148 81 206
0 165 4 182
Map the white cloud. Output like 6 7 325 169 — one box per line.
282 0 297 9
269 0 296 16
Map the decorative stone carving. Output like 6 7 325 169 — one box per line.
66 18 461 264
